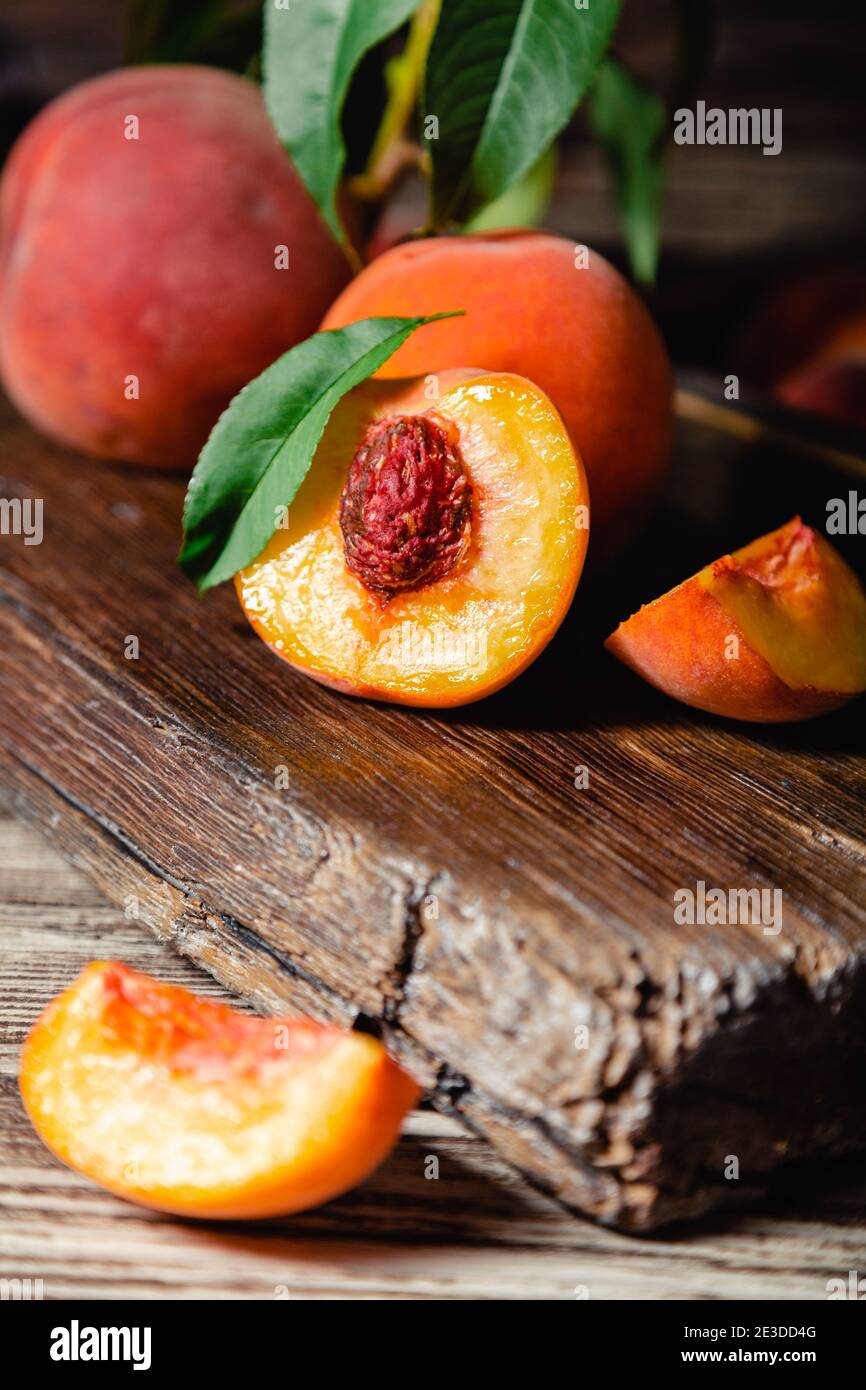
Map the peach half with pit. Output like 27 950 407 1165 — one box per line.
236 368 590 707
605 518 866 722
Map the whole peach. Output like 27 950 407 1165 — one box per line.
322 231 673 554
0 66 351 467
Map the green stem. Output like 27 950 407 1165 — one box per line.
350 0 439 203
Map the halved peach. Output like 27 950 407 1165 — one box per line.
20 962 420 1219
605 518 866 722
236 369 589 706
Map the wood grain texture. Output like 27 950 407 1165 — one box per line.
2 809 865 1301
0 391 865 1231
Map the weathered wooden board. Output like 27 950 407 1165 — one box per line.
1 384 865 1231
3 808 866 1301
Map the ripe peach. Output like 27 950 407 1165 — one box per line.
20 962 420 1219
321 231 673 554
605 518 866 722
738 269 866 433
0 66 351 468
236 368 589 706
776 358 866 433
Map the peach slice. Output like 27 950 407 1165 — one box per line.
605 518 866 722
20 962 420 1219
236 369 589 707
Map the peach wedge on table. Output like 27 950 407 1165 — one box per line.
20 962 420 1219
605 518 866 722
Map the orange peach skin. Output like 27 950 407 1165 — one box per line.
322 231 673 554
0 66 350 468
606 519 866 722
20 962 420 1219
236 368 589 707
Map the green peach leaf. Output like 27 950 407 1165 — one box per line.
263 0 420 249
589 58 667 285
463 145 557 232
425 0 621 227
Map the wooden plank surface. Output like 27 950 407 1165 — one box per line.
1 387 866 1232
2 807 865 1301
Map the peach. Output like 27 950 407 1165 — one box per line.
605 518 866 722
236 367 589 706
738 269 866 433
321 231 673 554
0 66 351 468
20 962 420 1219
775 358 866 433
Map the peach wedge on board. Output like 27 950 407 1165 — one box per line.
606 518 866 722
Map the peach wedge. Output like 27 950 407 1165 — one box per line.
20 962 420 1219
605 518 866 722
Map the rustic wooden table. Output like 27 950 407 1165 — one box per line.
2 802 864 1300
2 0 865 1302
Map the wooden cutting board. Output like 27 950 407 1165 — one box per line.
1 379 864 1231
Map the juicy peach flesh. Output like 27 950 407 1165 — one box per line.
20 962 420 1219
605 518 866 722
236 369 589 707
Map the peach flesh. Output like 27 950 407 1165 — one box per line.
20 962 421 1219
237 369 589 707
606 519 866 723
